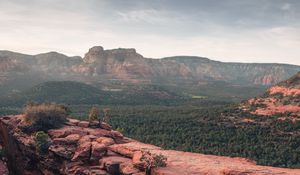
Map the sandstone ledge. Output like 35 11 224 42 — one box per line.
0 115 299 175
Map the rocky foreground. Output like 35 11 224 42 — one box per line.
0 115 299 175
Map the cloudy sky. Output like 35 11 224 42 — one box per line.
0 0 300 65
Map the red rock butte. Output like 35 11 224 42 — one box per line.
0 115 299 175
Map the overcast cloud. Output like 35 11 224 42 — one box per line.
0 0 299 65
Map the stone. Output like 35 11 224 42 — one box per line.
52 134 80 145
72 141 92 161
108 141 161 158
99 156 131 175
132 151 144 170
48 126 87 138
65 118 80 126
106 150 120 156
120 162 141 175
90 142 107 161
78 121 90 128
96 137 115 146
89 121 100 128
48 145 76 159
100 122 112 131
84 128 113 138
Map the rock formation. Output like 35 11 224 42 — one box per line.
0 115 299 175
242 72 300 118
0 46 299 95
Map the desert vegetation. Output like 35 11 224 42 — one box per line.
140 151 167 175
88 106 100 122
33 131 50 153
23 103 68 132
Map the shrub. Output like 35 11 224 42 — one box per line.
103 108 110 123
140 151 167 175
34 131 50 153
23 103 68 132
88 106 100 122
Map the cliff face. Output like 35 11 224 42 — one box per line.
242 72 300 118
0 115 299 175
0 46 299 92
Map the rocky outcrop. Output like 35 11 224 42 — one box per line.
0 115 299 175
242 72 300 118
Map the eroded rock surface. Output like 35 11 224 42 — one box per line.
0 115 299 175
242 72 300 118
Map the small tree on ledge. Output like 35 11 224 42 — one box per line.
140 150 167 175
102 108 110 123
33 131 50 154
88 106 100 123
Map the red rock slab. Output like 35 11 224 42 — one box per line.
65 118 80 126
100 122 112 131
90 142 107 161
52 134 80 145
99 156 132 175
72 141 92 161
150 150 300 175
48 126 88 138
110 143 300 175
108 141 161 158
95 137 115 146
48 144 76 159
78 121 89 128
120 162 141 175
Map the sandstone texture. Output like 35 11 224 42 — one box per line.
0 115 299 175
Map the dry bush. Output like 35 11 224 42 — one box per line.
23 103 68 132
88 106 100 122
140 151 167 175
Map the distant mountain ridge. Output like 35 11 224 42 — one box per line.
0 46 299 96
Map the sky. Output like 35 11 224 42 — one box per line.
0 0 300 65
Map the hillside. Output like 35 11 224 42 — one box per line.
0 81 181 106
0 46 299 98
241 71 300 118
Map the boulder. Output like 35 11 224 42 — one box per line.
78 121 90 128
65 118 80 126
84 128 113 138
89 121 100 128
99 156 131 175
48 126 87 138
90 142 107 161
100 122 112 131
108 142 161 158
132 151 144 170
72 141 92 161
48 145 76 159
96 137 115 146
120 162 141 175
52 134 80 145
